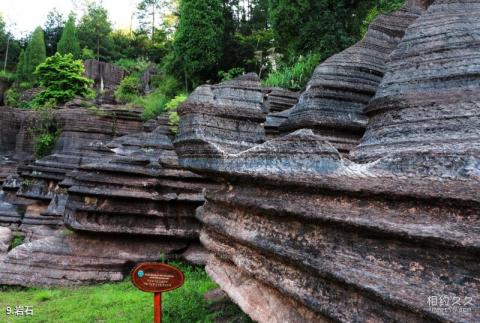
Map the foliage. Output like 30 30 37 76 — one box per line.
0 70 15 83
10 233 25 249
0 262 251 322
81 47 95 60
0 14 22 71
361 0 405 36
23 27 47 83
77 3 113 61
263 53 320 90
34 53 93 106
114 58 150 74
153 74 181 99
27 106 60 158
57 13 81 59
44 9 65 57
115 74 142 103
164 94 187 134
4 88 20 107
140 88 169 121
33 133 57 158
172 0 226 89
269 0 357 62
218 67 245 82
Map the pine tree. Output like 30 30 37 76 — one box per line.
23 27 46 83
57 14 81 59
172 0 225 89
15 49 27 81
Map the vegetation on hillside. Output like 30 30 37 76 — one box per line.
0 262 251 323
0 0 407 114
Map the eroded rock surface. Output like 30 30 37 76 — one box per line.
0 111 212 286
175 2 479 322
280 5 421 153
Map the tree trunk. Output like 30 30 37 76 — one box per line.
3 36 10 72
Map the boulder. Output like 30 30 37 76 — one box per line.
83 59 126 92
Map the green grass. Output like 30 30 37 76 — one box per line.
0 262 250 323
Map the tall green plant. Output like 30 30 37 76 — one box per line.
57 14 81 58
172 0 225 89
34 53 93 105
24 27 47 83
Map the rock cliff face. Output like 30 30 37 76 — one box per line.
280 5 422 153
84 60 125 92
0 109 211 286
175 2 479 322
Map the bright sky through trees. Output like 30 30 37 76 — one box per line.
0 0 140 36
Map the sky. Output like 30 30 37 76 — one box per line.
0 0 140 37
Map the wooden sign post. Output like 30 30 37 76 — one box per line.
131 263 185 323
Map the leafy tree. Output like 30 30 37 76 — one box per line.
78 4 113 61
23 27 47 83
34 53 93 105
57 14 81 58
136 0 173 41
172 0 225 89
0 15 21 72
44 9 64 57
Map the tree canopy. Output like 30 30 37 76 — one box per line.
57 14 81 59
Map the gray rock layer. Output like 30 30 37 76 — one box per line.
175 1 479 322
280 5 422 153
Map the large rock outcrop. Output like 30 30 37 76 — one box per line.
175 2 479 322
0 113 211 286
280 4 422 153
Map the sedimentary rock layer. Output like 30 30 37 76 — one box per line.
0 233 188 286
176 2 479 322
174 73 266 162
280 5 422 153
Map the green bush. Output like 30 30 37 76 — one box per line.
165 94 187 134
140 89 169 121
27 107 61 158
10 233 25 249
0 70 15 83
151 74 181 99
4 88 20 107
115 74 141 103
361 0 405 36
218 67 245 82
114 58 149 74
263 53 320 91
34 53 94 106
81 47 95 60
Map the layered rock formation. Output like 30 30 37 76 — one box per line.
0 111 211 286
175 1 479 322
280 4 422 153
263 88 299 139
83 59 126 92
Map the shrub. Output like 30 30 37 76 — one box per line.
27 106 61 158
81 47 95 60
140 89 169 121
164 94 187 134
115 58 150 74
10 233 25 250
361 0 405 36
0 70 15 83
115 74 141 103
152 74 182 99
4 88 21 107
218 68 245 82
34 53 94 106
263 53 320 91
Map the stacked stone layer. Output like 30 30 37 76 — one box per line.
176 1 479 322
280 5 421 153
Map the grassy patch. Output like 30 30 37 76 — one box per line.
0 262 250 323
